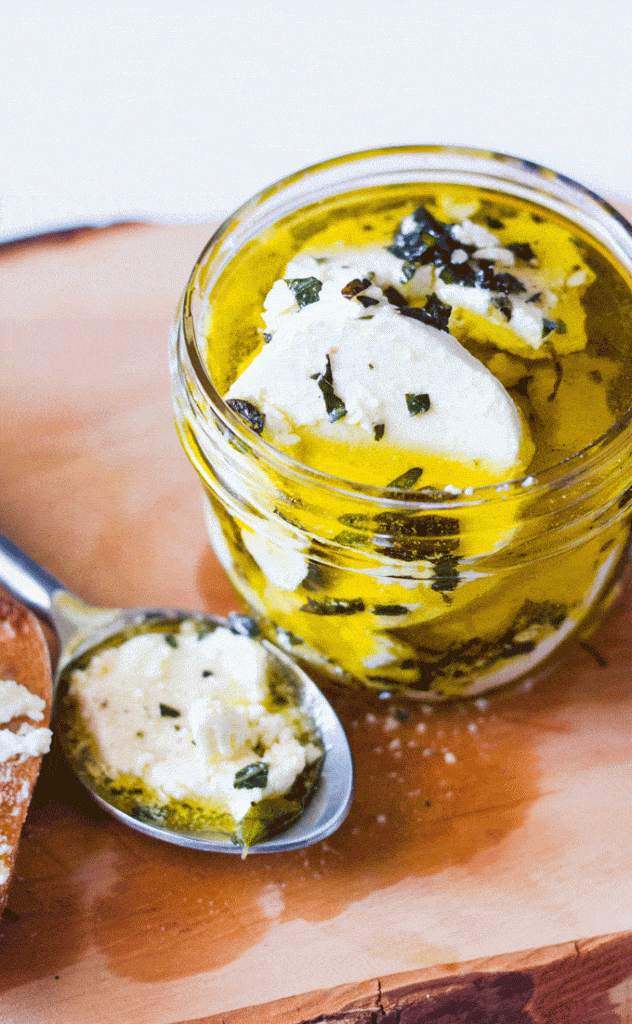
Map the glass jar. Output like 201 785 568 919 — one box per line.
169 146 632 700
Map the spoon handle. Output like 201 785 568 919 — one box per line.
0 533 98 653
0 533 68 626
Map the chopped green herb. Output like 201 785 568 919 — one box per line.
332 529 369 548
486 217 505 230
400 294 451 333
488 272 526 295
312 355 347 422
131 804 168 825
341 277 373 298
226 398 265 435
400 599 567 695
387 467 424 489
234 762 268 790
527 292 543 303
430 554 460 593
338 512 370 528
405 393 431 416
399 260 417 284
438 265 468 287
159 703 181 718
300 559 328 591
202 669 214 678
517 599 567 631
507 242 536 262
373 422 385 441
300 597 365 616
542 318 558 338
357 294 379 308
383 285 408 308
387 206 538 315
163 633 178 648
372 604 409 616
389 205 458 265
284 276 322 307
238 749 324 846
374 511 459 561
491 295 512 321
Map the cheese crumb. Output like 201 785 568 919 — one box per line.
0 678 47 725
0 722 51 763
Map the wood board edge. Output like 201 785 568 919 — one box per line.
180 929 632 1024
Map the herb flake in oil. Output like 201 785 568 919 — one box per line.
387 467 424 489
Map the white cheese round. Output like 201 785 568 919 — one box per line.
228 300 526 475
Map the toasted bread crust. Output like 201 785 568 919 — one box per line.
0 597 53 912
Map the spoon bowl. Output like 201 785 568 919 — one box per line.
0 534 354 853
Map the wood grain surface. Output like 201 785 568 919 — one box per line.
1 218 632 1024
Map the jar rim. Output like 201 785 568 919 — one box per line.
174 143 632 510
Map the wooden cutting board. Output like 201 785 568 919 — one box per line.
1 216 632 1024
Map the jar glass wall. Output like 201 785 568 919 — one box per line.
170 146 632 700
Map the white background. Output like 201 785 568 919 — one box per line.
2 0 632 242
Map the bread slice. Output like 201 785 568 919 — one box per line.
0 597 53 913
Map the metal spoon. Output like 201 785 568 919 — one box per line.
0 533 354 853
